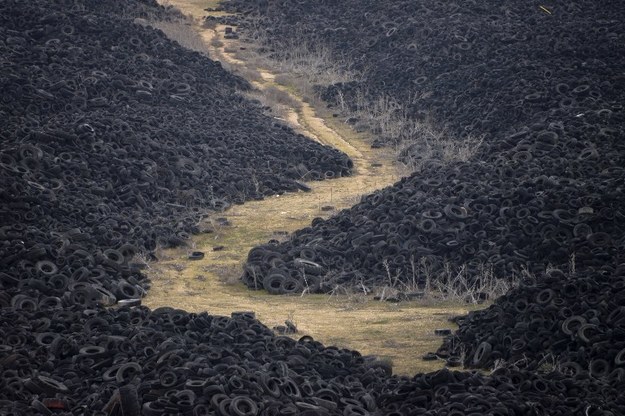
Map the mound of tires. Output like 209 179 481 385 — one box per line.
230 0 625 399
3 0 625 413
2 303 624 415
224 0 625 147
438 264 625 382
0 0 352 307
242 151 625 293
232 0 625 293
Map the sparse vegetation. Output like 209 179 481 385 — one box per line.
135 11 211 55
224 19 485 172
139 0 495 376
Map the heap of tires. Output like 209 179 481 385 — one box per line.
229 0 625 293
0 0 352 310
438 264 625 383
2 0 625 414
242 154 625 293
229 0 625 397
224 0 625 148
2 303 624 415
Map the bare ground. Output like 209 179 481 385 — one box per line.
146 0 484 376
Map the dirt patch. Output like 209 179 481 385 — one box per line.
147 0 484 375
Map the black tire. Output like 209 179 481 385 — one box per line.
115 281 141 299
23 375 69 395
576 324 599 344
443 204 468 220
119 385 141 416
472 342 492 367
589 359 610 378
281 276 303 294
36 260 58 276
446 356 462 367
561 315 586 336
535 289 554 305
615 348 625 366
257 374 281 398
262 273 285 295
229 396 258 416
193 404 211 416
116 363 142 384
189 251 205 260
559 361 584 377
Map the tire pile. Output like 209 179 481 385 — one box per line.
2 304 624 415
2 0 625 414
228 0 625 291
224 0 625 146
228 0 625 395
241 157 625 293
0 0 352 309
438 265 625 382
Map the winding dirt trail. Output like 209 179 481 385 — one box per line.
144 0 479 375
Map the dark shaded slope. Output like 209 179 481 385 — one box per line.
0 0 351 306
1 1 625 413
2 304 624 415
230 0 625 293
243 166 624 292
225 0 625 143
438 265 625 380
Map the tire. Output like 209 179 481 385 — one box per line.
443 204 468 220
559 361 584 377
446 356 462 367
562 315 586 336
614 348 625 366
119 385 141 416
293 258 323 276
262 273 285 295
576 324 599 344
589 359 610 378
281 276 303 294
535 289 554 305
23 375 69 395
115 281 141 299
116 363 142 384
31 399 52 416
587 232 612 247
229 396 258 416
36 260 58 276
193 404 211 416
189 251 205 260
472 342 492 367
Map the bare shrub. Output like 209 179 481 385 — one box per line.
342 89 485 172
370 257 522 305
233 18 484 171
420 261 521 304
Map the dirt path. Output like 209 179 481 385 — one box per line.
144 0 480 375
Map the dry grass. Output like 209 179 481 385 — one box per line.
370 258 521 305
241 85 301 118
209 36 224 48
141 17 209 55
145 0 495 376
229 66 264 83
222 14 485 172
